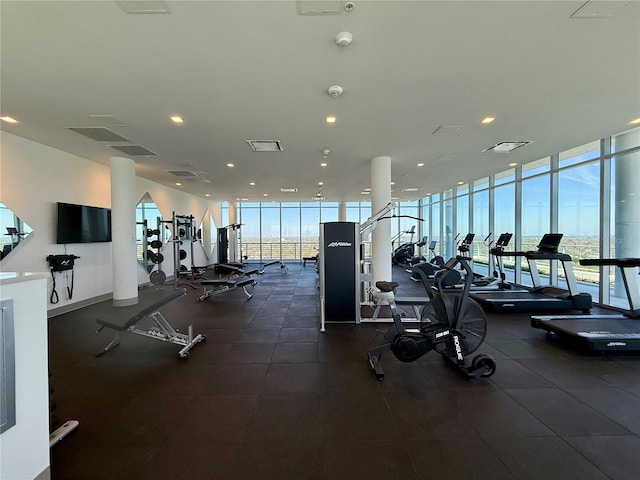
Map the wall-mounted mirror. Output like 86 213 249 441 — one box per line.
0 202 33 261
199 209 217 262
135 193 165 273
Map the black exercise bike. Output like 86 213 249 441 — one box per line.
368 255 497 381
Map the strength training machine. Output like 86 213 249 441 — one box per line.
95 288 205 358
367 255 496 381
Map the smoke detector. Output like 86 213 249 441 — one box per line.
335 31 353 46
327 85 343 97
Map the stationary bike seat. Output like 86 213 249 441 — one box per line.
376 281 399 292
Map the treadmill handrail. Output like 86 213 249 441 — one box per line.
580 258 640 268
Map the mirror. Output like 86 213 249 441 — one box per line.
135 193 167 273
199 209 217 262
0 202 33 261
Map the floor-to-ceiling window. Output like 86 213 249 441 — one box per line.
472 178 490 274
557 157 600 297
493 169 517 283
521 158 551 287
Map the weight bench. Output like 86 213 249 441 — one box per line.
370 281 430 321
197 276 257 301
259 260 288 274
95 288 205 358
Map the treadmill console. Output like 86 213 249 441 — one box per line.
535 233 563 253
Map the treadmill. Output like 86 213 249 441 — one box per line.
470 233 592 313
531 258 640 352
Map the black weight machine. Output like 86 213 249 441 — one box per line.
367 255 496 381
531 257 640 352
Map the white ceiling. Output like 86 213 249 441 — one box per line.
1 0 639 203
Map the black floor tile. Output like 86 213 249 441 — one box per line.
563 435 640 480
47 263 640 480
485 436 610 480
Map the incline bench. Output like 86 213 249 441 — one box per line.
95 288 205 358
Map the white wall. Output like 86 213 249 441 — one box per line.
0 132 219 313
0 275 49 480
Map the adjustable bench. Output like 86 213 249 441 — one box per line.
259 260 288 274
95 288 205 358
197 276 257 301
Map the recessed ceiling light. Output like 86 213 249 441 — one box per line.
481 117 495 124
391 182 395 185
360 191 370 195
364 188 371 191
263 193 268 197
0 116 19 124
249 182 256 186
509 162 518 167
457 181 464 185
417 163 424 167
326 115 337 124
226 163 234 167
320 162 328 167
205 194 210 197
318 182 324 186
170 115 184 124
175 182 182 186
403 187 419 192
630 118 640 125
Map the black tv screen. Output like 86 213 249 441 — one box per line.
56 202 112 244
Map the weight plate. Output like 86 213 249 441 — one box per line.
149 270 167 285
150 240 162 249
179 249 187 260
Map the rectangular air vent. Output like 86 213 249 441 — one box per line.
482 141 532 153
116 0 170 14
570 1 631 18
246 140 284 152
68 127 129 142
108 145 157 156
166 170 198 177
297 0 344 15
432 125 462 136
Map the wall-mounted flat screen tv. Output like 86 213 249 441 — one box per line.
56 202 112 244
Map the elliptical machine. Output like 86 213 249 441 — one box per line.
367 255 496 381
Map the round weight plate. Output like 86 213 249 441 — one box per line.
150 252 164 264
179 264 188 271
179 249 187 260
179 228 186 238
146 249 155 260
150 240 162 249
149 270 167 285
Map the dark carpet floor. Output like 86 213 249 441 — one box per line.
48 263 640 480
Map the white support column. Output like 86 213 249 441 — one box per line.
338 201 347 221
371 156 392 285
228 202 238 262
110 156 138 306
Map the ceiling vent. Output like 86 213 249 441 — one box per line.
402 187 420 192
280 188 299 193
246 140 284 152
432 125 463 136
68 127 129 142
166 170 210 183
482 141 532 153
296 0 344 15
87 115 128 127
570 1 631 18
108 145 157 156
116 1 170 14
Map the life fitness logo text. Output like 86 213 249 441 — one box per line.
327 241 352 247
